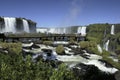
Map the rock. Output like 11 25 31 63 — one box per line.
115 50 120 55
31 44 40 49
115 71 120 80
98 59 113 68
72 63 116 80
0 46 8 54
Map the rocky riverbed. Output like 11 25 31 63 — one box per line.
21 41 120 80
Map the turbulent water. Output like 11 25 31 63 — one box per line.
4 17 16 33
83 60 118 73
111 25 115 35
22 19 30 33
22 42 118 73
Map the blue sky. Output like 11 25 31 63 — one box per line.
0 0 120 27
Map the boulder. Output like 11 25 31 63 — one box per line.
115 71 120 80
72 63 116 80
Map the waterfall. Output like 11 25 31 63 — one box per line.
81 27 87 35
77 27 82 33
63 28 66 34
111 25 115 35
104 40 110 51
77 26 86 36
4 17 16 33
97 44 102 53
22 19 30 33
48 28 67 34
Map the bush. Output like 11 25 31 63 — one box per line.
101 50 110 57
56 45 64 54
79 41 97 49
79 41 89 49
50 64 76 80
0 42 22 54
43 41 52 46
86 37 100 44
69 37 76 44
0 53 78 80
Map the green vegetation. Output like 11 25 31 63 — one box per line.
79 41 100 55
0 42 79 80
0 42 22 54
56 45 65 54
86 23 111 44
43 41 53 46
69 37 76 44
0 53 78 80
102 56 120 70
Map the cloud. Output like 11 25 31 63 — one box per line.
70 0 80 19
59 0 83 27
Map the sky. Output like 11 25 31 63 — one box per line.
0 0 120 27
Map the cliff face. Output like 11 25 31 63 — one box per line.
86 23 120 53
0 18 5 32
0 17 36 33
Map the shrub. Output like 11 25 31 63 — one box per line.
0 42 22 54
79 41 97 48
43 41 52 46
101 50 110 57
56 45 64 54
69 37 76 44
79 41 89 49
50 64 76 80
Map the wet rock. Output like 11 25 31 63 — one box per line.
98 59 113 68
115 71 120 80
73 63 116 80
31 44 40 49
0 46 8 54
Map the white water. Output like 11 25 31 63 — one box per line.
97 44 102 53
77 26 87 36
4 17 16 33
111 25 115 35
56 55 87 62
53 41 69 45
22 19 30 33
22 43 118 73
83 60 118 73
48 28 67 34
87 54 102 60
36 28 47 33
77 27 82 33
104 40 110 51
22 42 34 47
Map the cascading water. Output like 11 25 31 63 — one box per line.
97 44 102 53
48 28 67 34
77 27 82 33
22 19 30 33
104 40 110 51
77 26 87 36
111 25 115 35
4 17 16 33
